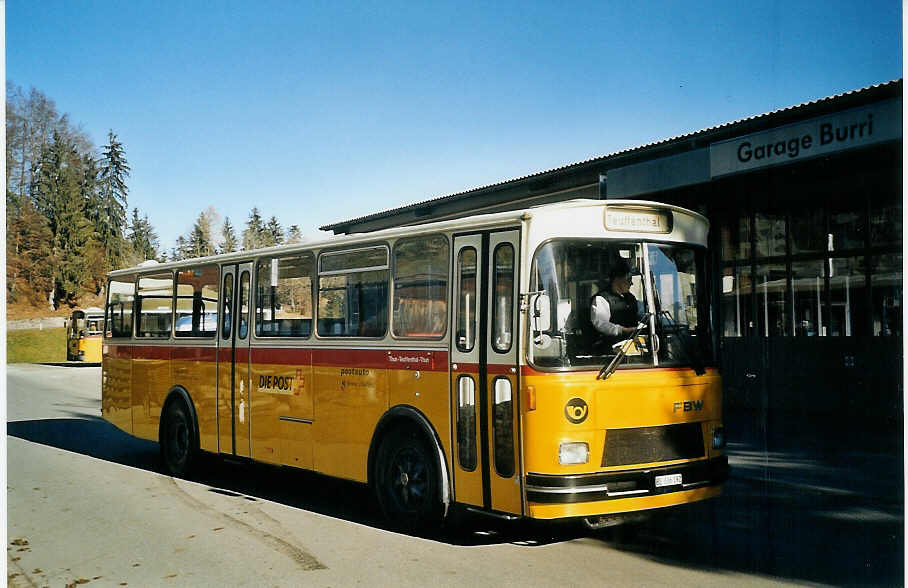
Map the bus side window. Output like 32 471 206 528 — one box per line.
136 272 174 338
255 254 314 338
491 244 514 353
456 247 477 353
106 276 136 338
239 271 250 340
457 375 477 471
175 265 219 338
392 235 449 339
222 273 233 340
317 246 389 338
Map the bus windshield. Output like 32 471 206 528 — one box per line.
529 240 712 371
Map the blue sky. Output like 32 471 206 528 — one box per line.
7 1 902 251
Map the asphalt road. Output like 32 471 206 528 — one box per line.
7 364 903 587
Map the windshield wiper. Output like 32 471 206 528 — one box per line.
596 312 653 381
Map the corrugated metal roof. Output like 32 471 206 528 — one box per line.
321 79 902 232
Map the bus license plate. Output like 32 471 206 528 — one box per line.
655 473 682 488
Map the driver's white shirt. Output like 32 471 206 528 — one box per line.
590 295 625 337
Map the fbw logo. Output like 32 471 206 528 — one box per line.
564 398 589 424
673 400 704 412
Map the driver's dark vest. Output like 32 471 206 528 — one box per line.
593 289 637 328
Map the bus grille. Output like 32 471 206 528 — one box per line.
602 423 704 467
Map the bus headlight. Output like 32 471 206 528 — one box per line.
559 442 589 465
712 426 726 449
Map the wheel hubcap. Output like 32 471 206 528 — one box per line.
167 413 189 467
390 448 427 510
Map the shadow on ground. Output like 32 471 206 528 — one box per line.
8 416 904 585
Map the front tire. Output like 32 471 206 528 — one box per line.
374 427 443 531
160 399 198 477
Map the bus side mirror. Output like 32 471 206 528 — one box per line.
533 293 551 333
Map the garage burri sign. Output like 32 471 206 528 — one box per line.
709 98 900 177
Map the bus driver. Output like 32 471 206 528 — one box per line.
591 260 640 346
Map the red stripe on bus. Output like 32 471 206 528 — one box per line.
131 346 172 360
170 347 216 362
312 348 448 371
215 347 251 363
487 364 518 376
249 347 313 365
111 344 449 371
452 362 480 373
217 347 230 363
104 345 132 360
452 363 517 376
236 347 250 363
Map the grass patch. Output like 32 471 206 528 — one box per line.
7 328 67 363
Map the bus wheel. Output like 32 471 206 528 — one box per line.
160 399 197 477
374 427 442 531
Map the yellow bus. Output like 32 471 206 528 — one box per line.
66 307 105 362
101 199 726 529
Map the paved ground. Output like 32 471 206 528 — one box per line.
6 364 904 586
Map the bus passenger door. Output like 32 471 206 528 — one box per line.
217 263 253 457
450 230 523 516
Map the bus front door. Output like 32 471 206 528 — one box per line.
218 263 253 457
450 230 523 516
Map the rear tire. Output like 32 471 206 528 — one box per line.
374 427 443 531
160 398 198 477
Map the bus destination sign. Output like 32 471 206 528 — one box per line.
604 207 671 233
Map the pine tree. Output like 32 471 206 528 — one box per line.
264 216 283 247
285 224 303 244
140 213 160 261
127 207 159 262
173 236 188 261
242 207 265 250
127 208 142 261
80 153 103 253
31 133 97 305
220 217 239 253
187 211 215 258
98 130 130 269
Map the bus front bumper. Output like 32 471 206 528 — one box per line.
525 456 728 519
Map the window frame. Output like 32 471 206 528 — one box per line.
454 246 479 354
238 270 251 340
490 242 515 354
316 243 391 339
173 264 220 339
456 374 478 472
135 271 176 339
390 234 450 341
254 252 316 339
105 274 137 339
